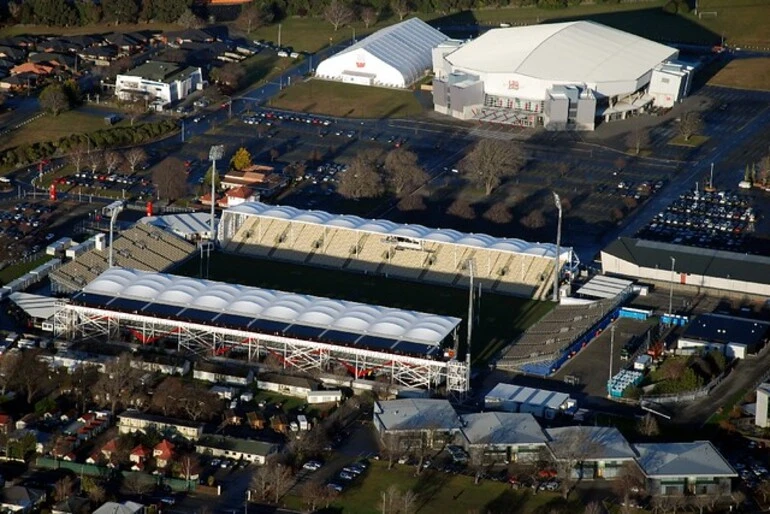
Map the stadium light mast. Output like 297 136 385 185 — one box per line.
208 145 224 243
668 256 676 317
103 200 124 268
466 259 474 365
552 191 562 303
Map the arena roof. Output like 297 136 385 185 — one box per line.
75 268 460 354
225 201 566 258
323 17 447 86
445 21 677 82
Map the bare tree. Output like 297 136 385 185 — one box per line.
10 350 50 403
104 151 123 174
626 128 650 155
337 149 384 199
678 111 703 142
636 413 660 437
123 473 153 498
121 95 146 126
447 198 476 220
87 150 103 174
65 364 100 413
0 352 20 396
250 466 271 501
152 157 188 202
236 1 273 33
688 494 715 514
520 209 546 229
384 148 428 196
461 139 525 195
289 426 327 465
180 383 220 421
584 502 604 514
757 478 770 503
397 194 426 212
177 453 202 483
379 484 402 514
547 428 601 500
86 483 106 505
176 8 205 29
93 353 144 414
324 0 353 31
483 202 512 224
151 377 185 416
270 463 294 504
613 461 645 514
360 6 377 28
68 143 89 173
391 0 410 20
53 476 75 503
381 432 402 470
401 489 418 514
468 445 487 484
211 62 245 89
39 84 70 116
124 147 147 174
300 481 327 512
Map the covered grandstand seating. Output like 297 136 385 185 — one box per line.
219 202 571 300
50 225 196 293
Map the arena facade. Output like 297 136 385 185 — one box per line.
218 202 576 300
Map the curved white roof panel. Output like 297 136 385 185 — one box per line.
225 201 568 259
445 21 677 83
80 268 460 348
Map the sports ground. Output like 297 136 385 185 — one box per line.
174 251 553 364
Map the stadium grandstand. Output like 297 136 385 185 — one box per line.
53 268 470 393
218 202 575 300
496 295 625 376
50 224 196 294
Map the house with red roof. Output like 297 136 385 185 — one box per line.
0 414 13 435
129 444 150 464
153 439 175 468
224 186 257 207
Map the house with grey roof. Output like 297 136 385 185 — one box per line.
195 436 279 465
460 412 548 464
115 60 202 108
374 399 461 450
546 426 637 479
257 372 318 397
485 383 577 420
634 441 736 496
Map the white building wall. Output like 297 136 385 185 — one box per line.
757 388 770 428
316 50 407 88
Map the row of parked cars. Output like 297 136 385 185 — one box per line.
326 460 369 493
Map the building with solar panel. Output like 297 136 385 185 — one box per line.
218 201 576 300
53 268 470 394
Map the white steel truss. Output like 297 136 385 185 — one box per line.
54 301 469 393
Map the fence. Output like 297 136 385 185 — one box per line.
640 368 731 405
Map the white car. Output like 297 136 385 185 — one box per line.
303 460 323 471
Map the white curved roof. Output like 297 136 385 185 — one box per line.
82 268 460 347
445 21 677 83
225 201 568 259
319 17 447 86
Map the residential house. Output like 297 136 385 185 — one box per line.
167 28 216 46
257 372 319 398
104 33 146 55
220 166 286 197
153 439 175 468
545 426 637 479
0 46 26 63
92 501 145 514
195 435 279 465
224 186 258 207
0 413 13 434
44 350 112 372
118 410 205 440
133 353 190 376
100 438 119 461
459 412 549 464
373 399 462 450
63 411 110 445
306 390 343 404
193 360 255 386
10 62 55 77
130 444 151 470
78 46 118 67
51 496 90 514
271 414 289 434
0 73 33 92
29 52 77 71
246 411 266 430
223 409 242 426
634 441 737 496
115 60 203 108
0 486 45 513
210 385 235 400
41 39 84 54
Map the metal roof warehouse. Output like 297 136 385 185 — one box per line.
71 268 461 358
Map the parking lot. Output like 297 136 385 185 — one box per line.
635 189 759 254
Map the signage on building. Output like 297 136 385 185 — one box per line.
356 53 366 68
507 80 519 90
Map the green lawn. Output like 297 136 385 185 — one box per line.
173 252 552 363
286 460 576 514
0 254 53 286
0 109 128 152
709 58 770 91
270 80 425 119
0 22 180 38
697 0 770 47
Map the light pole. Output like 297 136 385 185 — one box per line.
181 118 185 142
209 145 224 243
668 256 676 316
552 191 562 303
103 200 124 268
608 324 616 398
351 27 356 42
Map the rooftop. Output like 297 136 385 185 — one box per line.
602 237 770 285
375 399 461 432
118 410 204 430
120 60 199 84
227 201 567 259
546 426 636 461
681 313 770 349
196 435 278 456
461 412 547 446
195 360 254 378
634 441 737 478
258 372 318 390
485 383 573 411
75 268 461 352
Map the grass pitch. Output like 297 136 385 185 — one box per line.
709 58 770 91
174 252 552 364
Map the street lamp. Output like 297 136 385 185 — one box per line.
552 191 562 303
103 200 124 268
668 256 676 316
224 95 232 119
208 145 224 242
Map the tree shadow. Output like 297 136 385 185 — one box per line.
484 489 531 514
412 469 452 510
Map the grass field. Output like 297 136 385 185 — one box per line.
697 0 770 47
270 80 425 119
0 110 127 152
174 252 553 363
668 134 710 147
285 460 577 514
708 58 770 91
0 22 179 38
0 254 53 286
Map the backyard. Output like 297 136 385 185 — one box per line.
270 80 425 119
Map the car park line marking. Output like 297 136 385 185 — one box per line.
736 104 769 132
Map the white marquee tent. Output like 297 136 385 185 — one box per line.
315 17 447 88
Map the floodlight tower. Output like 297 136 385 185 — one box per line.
208 144 225 242
552 191 563 303
102 200 124 268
